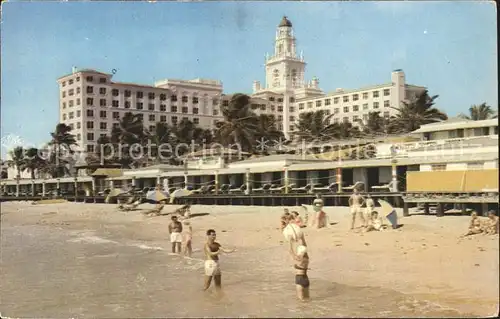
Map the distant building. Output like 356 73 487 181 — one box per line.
57 69 224 153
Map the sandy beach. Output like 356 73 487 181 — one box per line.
1 201 498 318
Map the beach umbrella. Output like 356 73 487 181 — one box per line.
169 188 192 204
146 190 169 203
377 199 398 229
105 188 128 203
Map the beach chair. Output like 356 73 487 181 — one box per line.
168 187 178 194
191 185 207 194
344 181 365 192
291 183 314 193
252 183 272 193
269 183 294 193
313 182 339 193
371 181 394 192
206 185 216 193
220 184 231 194
229 184 247 194
118 200 142 212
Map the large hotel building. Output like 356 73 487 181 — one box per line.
58 16 427 153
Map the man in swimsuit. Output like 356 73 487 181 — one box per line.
168 215 183 253
204 229 234 292
460 211 483 238
183 220 193 257
289 233 310 301
349 188 365 230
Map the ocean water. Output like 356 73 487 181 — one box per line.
0 223 471 318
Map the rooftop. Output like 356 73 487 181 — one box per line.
412 118 498 133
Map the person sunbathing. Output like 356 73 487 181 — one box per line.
461 212 483 237
482 211 499 235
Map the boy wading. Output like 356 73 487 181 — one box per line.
203 229 234 291
169 216 183 253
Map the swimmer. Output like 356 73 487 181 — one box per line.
203 229 235 292
168 215 183 253
289 235 310 301
349 188 365 230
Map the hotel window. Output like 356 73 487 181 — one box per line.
277 98 283 103
278 125 283 130
77 134 81 141
384 89 390 96
363 114 368 120
334 118 340 124
373 102 379 109
278 115 283 121
87 110 94 117
171 105 178 112
182 96 188 103
69 79 74 85
384 100 390 107
353 105 359 111
362 92 368 99
86 86 93 94
99 78 106 83
298 103 304 110
113 123 120 129
289 125 295 131
99 88 106 95
260 105 266 111
125 90 131 97
137 114 144 120
271 105 276 112
182 107 188 113
100 134 106 138
62 81 66 87
290 97 295 103
193 108 199 114
100 111 107 118
171 95 178 102
148 92 155 99
334 97 339 104
100 122 107 130
334 108 339 114
278 106 283 112
76 110 81 117
343 106 349 113
212 99 219 106
62 91 66 98
100 99 106 107
213 109 219 116
467 162 484 170
269 97 275 101
136 102 143 110
76 98 81 106
87 121 94 129
160 94 167 101
86 76 93 82
353 115 359 122
76 77 80 82
160 115 167 122
148 103 155 111
69 112 74 119
149 114 155 121
76 87 80 94
316 100 322 107
87 133 94 141
431 164 447 171
62 114 67 120
69 123 74 130
160 104 167 111
69 100 74 107
125 101 131 109
325 99 331 106
171 116 178 124
112 89 119 96
77 122 81 129
222 100 229 106
137 91 143 99
113 112 119 119
353 94 359 101
325 110 331 115
289 116 295 121
193 118 200 125
62 102 67 109
149 125 155 131
182 117 189 122
193 97 199 104
307 102 313 108
363 103 368 110
112 100 119 107
373 91 379 98
69 89 74 96
343 96 349 103
384 111 390 118
289 106 295 112
343 117 349 123
87 145 94 153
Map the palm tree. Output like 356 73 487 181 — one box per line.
294 110 338 142
147 122 175 163
460 103 497 120
215 93 259 152
390 90 448 133
7 146 25 179
111 112 147 168
48 123 78 177
23 147 44 179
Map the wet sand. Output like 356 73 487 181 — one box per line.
1 201 498 318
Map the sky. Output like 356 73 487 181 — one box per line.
1 0 497 157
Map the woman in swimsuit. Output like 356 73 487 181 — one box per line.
289 234 310 301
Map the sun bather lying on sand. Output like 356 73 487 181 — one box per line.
482 211 499 235
460 212 483 237
174 204 191 219
117 199 142 211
